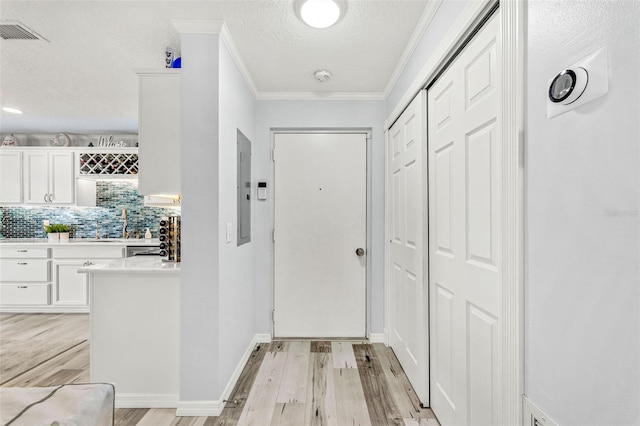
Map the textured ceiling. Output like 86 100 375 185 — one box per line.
0 1 429 133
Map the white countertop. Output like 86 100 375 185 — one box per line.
0 238 160 246
78 256 180 274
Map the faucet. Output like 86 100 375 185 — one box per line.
95 220 101 239
122 208 129 239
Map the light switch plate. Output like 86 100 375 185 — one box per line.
226 223 233 243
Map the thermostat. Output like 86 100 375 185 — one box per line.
547 47 608 119
257 182 267 200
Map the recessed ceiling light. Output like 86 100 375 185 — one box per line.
2 107 23 114
300 0 342 29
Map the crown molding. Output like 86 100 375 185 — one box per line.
219 25 259 98
383 0 443 97
255 91 386 101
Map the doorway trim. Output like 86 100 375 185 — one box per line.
270 128 373 339
383 0 524 424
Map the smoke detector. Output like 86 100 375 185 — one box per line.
314 70 332 83
0 21 47 41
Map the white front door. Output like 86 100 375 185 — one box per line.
274 133 367 338
428 14 502 426
387 91 429 404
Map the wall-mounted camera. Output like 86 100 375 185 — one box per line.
547 47 608 119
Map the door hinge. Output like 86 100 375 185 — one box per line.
272 310 275 323
271 149 275 162
272 229 275 243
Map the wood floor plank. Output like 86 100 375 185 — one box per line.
334 368 372 426
171 416 208 426
115 408 150 425
237 351 287 425
372 344 432 420
331 342 357 369
2 340 89 387
2 314 439 426
310 341 332 353
268 341 289 353
353 344 404 426
136 408 178 426
270 403 306 426
403 419 441 426
276 341 310 403
304 353 338 426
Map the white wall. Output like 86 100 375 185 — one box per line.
179 33 221 400
253 99 387 335
526 1 640 425
217 39 257 393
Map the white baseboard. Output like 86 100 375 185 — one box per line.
0 306 89 314
115 393 179 408
176 400 222 417
367 332 385 343
219 333 272 403
178 333 272 417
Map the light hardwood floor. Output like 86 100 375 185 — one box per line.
0 313 439 425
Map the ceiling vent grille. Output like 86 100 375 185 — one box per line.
0 21 47 41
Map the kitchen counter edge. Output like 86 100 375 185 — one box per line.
78 257 180 274
0 238 160 246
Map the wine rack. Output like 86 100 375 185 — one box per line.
159 216 181 263
79 152 138 176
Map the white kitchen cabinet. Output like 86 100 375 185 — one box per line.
0 150 22 204
0 244 125 312
136 70 181 197
52 260 91 307
23 150 75 204
0 247 51 307
51 246 125 310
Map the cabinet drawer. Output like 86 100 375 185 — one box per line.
52 246 124 259
0 247 49 259
0 259 50 282
0 284 50 305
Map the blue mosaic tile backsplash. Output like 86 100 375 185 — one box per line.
0 181 180 239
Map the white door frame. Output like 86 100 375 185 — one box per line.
384 0 524 424
270 128 373 338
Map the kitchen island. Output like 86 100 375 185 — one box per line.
79 257 180 408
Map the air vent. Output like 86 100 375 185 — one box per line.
0 21 47 41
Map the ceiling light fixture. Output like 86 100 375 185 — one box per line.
2 107 23 114
299 0 342 29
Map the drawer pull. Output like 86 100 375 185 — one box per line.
18 286 28 289
17 262 28 265
17 250 28 253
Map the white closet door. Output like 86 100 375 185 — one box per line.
428 14 502 426
388 91 429 404
274 133 367 338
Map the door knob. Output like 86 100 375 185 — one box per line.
355 248 365 257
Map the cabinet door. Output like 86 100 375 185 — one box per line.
52 260 88 306
49 151 74 204
23 151 49 204
0 150 22 203
137 71 181 196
